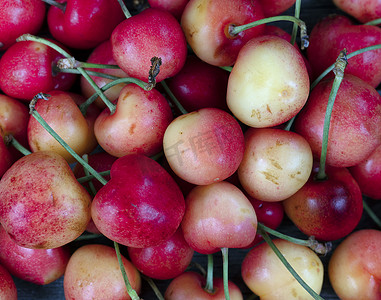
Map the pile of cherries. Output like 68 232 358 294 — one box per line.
0 0 380 299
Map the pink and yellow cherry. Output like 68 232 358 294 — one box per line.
238 128 313 202
165 55 230 112
0 0 46 51
47 0 125 50
91 154 185 248
258 0 296 17
80 40 129 109
241 239 324 299
227 35 310 128
307 14 381 87
127 227 194 280
0 225 70 285
111 8 187 82
165 271 243 300
181 181 257 254
64 244 141 300
294 74 381 168
0 264 17 300
328 229 381 300
94 83 173 157
163 107 245 185
349 145 381 200
333 0 381 23
181 0 265 66
0 40 76 101
27 91 99 164
0 151 91 249
283 164 363 241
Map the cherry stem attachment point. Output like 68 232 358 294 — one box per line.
229 15 309 50
257 227 324 300
114 241 141 300
57 58 120 70
204 254 214 294
221 247 231 300
316 49 348 181
3 134 32 156
257 223 332 255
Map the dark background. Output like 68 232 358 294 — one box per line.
9 0 381 299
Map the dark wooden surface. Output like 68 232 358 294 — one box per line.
10 0 381 299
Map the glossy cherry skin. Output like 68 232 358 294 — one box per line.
165 55 229 112
258 0 296 17
349 145 381 200
307 14 381 87
111 8 187 82
283 164 363 241
333 0 381 23
165 271 243 300
0 40 77 101
127 227 194 280
181 0 265 66
0 225 70 285
91 154 185 248
0 264 17 300
47 0 125 50
294 74 381 168
0 0 46 51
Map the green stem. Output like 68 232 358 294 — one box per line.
364 18 381 26
283 116 296 131
141 274 165 300
41 0 66 12
160 80 188 115
291 0 302 45
117 0 132 18
76 170 111 184
16 34 116 115
363 199 381 228
79 77 150 115
221 248 231 300
311 44 381 89
59 68 122 80
204 254 214 293
3 135 32 156
258 228 324 300
114 241 140 300
258 223 332 255
82 154 97 197
230 15 309 50
188 261 206 276
29 95 108 186
316 50 348 181
78 62 120 69
219 66 233 72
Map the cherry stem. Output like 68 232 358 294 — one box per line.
311 44 381 89
29 93 108 186
363 199 381 228
364 18 381 26
258 227 324 300
316 49 348 181
291 0 302 45
114 241 141 300
59 68 122 81
229 15 309 50
57 58 120 70
82 154 97 197
219 66 233 72
76 170 111 184
160 80 188 115
117 0 132 18
79 77 151 115
3 134 31 156
141 274 165 300
16 34 117 115
221 248 231 300
257 223 332 255
188 261 207 276
204 254 214 293
41 0 66 12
